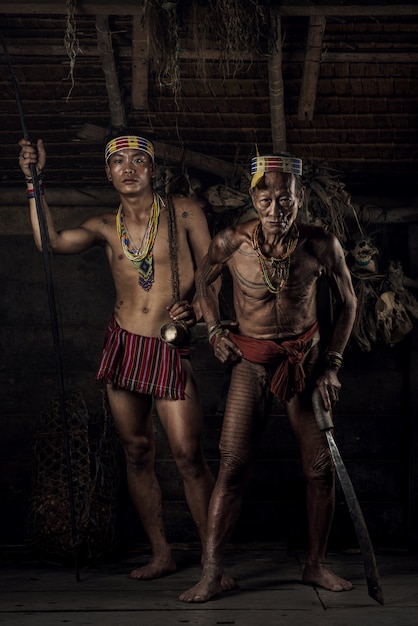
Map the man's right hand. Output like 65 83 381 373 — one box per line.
315 368 341 411
18 138 46 179
211 330 243 365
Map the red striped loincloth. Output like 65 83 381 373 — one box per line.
96 316 189 400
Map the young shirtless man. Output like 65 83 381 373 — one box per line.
18 134 218 580
180 153 358 603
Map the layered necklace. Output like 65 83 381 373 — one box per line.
251 220 298 294
116 193 162 291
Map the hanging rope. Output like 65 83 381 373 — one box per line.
1 32 80 581
166 194 181 302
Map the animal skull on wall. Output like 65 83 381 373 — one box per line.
349 235 379 275
375 290 413 347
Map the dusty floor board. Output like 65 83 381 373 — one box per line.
0 545 417 626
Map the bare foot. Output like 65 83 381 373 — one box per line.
303 563 353 592
130 556 177 581
220 572 237 592
179 575 222 603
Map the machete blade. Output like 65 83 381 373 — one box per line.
312 388 384 605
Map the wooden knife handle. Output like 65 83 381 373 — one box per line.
312 387 334 431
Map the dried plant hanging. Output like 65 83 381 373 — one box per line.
207 0 271 59
302 161 359 246
193 0 273 81
64 0 81 102
145 0 274 97
146 0 182 100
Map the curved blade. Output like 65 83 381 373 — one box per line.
325 431 384 604
312 388 384 604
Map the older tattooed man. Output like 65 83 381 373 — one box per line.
180 152 357 603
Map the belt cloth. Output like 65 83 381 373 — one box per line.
228 321 320 403
96 316 189 400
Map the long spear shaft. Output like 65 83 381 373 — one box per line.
1 32 80 581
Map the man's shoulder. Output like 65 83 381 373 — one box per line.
167 193 208 226
219 218 257 237
299 221 324 235
169 193 203 212
298 223 344 267
84 209 117 223
79 209 118 237
213 219 255 252
298 222 336 244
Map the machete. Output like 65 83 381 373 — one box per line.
311 387 384 605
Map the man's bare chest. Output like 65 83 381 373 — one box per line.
230 245 323 298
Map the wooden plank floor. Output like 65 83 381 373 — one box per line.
1 544 418 625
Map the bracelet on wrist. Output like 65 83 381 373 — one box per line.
209 329 225 348
26 186 44 198
208 322 225 345
325 350 343 371
25 170 44 184
207 322 220 339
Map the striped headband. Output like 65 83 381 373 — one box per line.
250 155 303 188
105 135 155 163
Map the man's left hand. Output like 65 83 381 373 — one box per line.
167 301 197 328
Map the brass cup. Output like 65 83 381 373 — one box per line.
160 320 190 347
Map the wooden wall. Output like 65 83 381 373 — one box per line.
0 205 416 560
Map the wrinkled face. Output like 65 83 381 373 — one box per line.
250 172 303 237
105 148 155 193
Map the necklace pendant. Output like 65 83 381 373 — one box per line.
116 194 161 290
136 256 154 291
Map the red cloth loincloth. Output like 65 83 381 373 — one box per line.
228 321 320 402
96 316 189 400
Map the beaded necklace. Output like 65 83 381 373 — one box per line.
116 193 162 291
251 220 298 294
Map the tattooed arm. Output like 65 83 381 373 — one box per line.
195 227 244 364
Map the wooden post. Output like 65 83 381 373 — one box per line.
408 223 418 550
298 15 326 121
95 14 126 129
132 14 149 110
267 14 287 153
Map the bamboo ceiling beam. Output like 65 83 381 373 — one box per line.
152 141 246 180
131 14 149 111
1 2 418 17
2 44 418 65
298 16 326 121
95 14 125 129
268 15 287 153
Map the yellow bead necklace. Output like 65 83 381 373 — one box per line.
251 221 298 294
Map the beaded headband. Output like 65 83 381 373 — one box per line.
105 135 155 163
250 155 303 188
